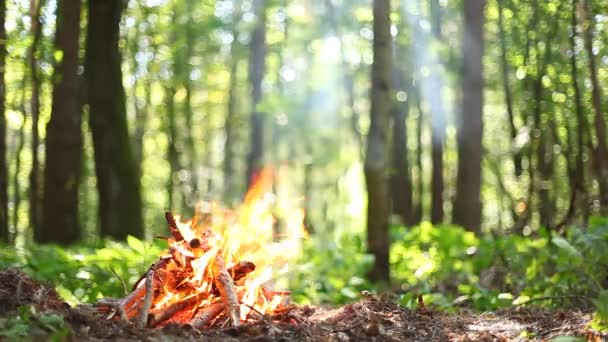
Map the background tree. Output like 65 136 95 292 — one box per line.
28 0 44 240
453 0 486 233
365 0 392 282
39 0 82 244
85 0 143 239
246 0 266 188
0 0 6 242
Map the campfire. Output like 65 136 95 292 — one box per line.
90 169 307 329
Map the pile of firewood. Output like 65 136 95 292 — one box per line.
85 212 289 329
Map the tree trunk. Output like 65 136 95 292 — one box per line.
528 4 561 230
414 0 445 224
582 0 608 214
246 0 266 189
413 85 424 223
223 29 239 202
390 101 413 226
569 0 588 221
325 0 363 154
365 0 392 282
85 0 143 239
40 0 82 244
497 0 522 177
28 0 44 241
11 74 28 244
182 0 197 208
165 86 177 210
390 63 413 226
453 0 485 234
0 0 7 242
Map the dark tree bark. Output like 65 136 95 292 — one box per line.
453 0 485 234
223 28 239 202
527 4 561 230
0 0 7 242
85 0 143 239
390 100 413 226
390 61 413 226
413 85 424 223
39 0 83 244
569 0 588 221
497 0 522 178
28 0 44 240
165 86 177 210
246 0 266 189
365 0 392 282
411 1 446 224
582 0 608 214
325 0 363 154
182 0 197 208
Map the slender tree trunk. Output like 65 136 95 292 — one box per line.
129 4 143 175
413 85 424 223
182 0 197 207
12 73 28 244
246 0 266 188
85 0 143 239
325 0 363 153
582 0 608 214
0 0 7 242
223 29 239 202
40 0 82 244
390 99 413 226
390 62 413 226
28 0 44 240
569 0 588 221
453 0 486 234
365 0 392 282
528 5 561 229
497 0 522 177
426 0 446 225
165 86 177 210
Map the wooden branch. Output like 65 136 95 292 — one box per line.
149 292 208 327
137 270 155 328
213 253 240 326
165 211 184 241
228 261 256 282
189 302 225 329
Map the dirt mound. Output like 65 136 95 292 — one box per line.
0 268 605 341
0 268 68 313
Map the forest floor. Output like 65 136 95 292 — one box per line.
0 268 604 341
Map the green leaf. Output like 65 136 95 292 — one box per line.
126 235 145 253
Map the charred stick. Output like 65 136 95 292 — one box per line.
149 292 208 327
94 298 127 321
262 287 291 300
229 261 256 282
188 302 225 329
137 270 155 328
165 211 184 241
213 253 240 327
131 256 171 291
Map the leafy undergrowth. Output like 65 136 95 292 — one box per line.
0 268 605 341
2 218 608 334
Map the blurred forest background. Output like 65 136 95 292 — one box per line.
1 0 608 321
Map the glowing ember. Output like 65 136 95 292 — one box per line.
93 168 307 329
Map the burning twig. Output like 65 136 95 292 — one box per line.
137 270 155 328
228 261 256 282
149 292 209 327
189 302 225 329
165 211 184 241
213 253 240 327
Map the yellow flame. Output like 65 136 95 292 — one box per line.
152 167 307 322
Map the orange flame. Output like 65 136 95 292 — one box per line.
151 167 307 324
